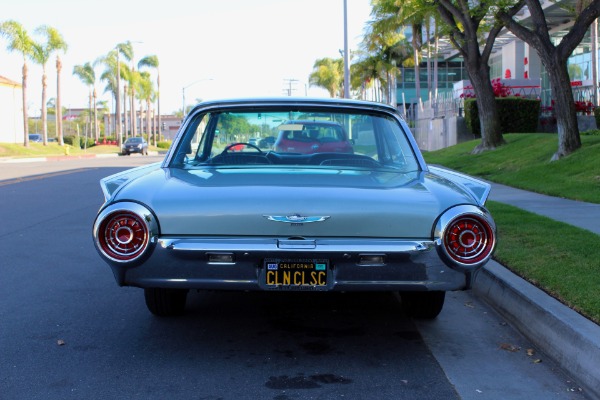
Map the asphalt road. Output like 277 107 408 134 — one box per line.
0 155 587 400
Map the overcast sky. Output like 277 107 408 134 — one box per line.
1 0 372 115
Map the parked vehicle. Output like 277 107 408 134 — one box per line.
28 134 42 142
274 120 353 154
121 137 148 155
93 98 496 318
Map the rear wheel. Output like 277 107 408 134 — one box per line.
144 288 188 316
400 291 445 319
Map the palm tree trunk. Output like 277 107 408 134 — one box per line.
41 70 48 145
156 73 160 146
88 91 92 143
131 89 136 136
146 100 151 146
22 61 29 147
56 56 64 146
93 89 99 141
123 85 129 139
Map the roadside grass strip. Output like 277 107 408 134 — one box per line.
424 133 600 204
488 201 600 324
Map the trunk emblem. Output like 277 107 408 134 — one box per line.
264 214 330 224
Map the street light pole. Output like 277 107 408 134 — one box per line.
343 0 350 99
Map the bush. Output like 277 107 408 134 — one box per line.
157 141 172 149
594 107 600 128
63 135 95 148
465 97 541 136
581 129 600 136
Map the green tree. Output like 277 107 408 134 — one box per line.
431 0 525 153
360 16 411 103
138 55 160 146
370 0 430 101
309 58 344 97
497 0 600 160
0 20 34 146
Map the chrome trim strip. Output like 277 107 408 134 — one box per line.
158 237 434 253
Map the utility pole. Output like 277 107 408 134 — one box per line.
343 0 350 99
282 79 299 96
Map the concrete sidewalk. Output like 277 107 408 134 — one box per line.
475 183 600 400
488 182 600 235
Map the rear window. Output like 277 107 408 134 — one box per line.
169 106 420 173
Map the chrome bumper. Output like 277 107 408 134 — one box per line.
106 236 476 291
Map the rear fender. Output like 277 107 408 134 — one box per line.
428 165 491 206
100 162 162 201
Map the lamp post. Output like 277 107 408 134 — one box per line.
343 0 350 99
182 78 214 119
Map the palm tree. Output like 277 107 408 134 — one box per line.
138 55 160 146
97 42 132 144
72 62 98 141
137 71 155 146
370 0 433 103
30 26 68 146
96 100 109 138
122 66 141 137
43 27 68 146
360 22 410 103
309 58 344 97
0 20 34 147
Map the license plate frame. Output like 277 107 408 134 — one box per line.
263 258 329 291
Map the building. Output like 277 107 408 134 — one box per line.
399 1 599 150
0 75 24 144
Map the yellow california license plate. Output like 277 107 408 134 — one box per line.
264 259 328 290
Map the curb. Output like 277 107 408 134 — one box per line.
474 261 600 400
0 151 160 163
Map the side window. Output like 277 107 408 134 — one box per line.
351 118 377 158
376 117 419 169
173 113 211 166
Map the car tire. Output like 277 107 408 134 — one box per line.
144 288 188 316
400 291 445 319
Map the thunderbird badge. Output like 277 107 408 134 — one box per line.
264 214 330 224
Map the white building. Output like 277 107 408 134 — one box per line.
0 75 24 144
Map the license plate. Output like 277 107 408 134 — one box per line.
264 258 328 290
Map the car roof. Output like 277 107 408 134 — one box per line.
188 97 398 115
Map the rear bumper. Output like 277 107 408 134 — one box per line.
106 236 477 292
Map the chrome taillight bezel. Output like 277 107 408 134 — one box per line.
434 205 496 270
93 202 158 264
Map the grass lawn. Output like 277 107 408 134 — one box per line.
487 201 600 323
423 133 600 203
0 142 125 158
424 133 600 324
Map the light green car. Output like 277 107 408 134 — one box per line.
93 98 496 318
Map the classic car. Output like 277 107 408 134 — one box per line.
93 98 496 318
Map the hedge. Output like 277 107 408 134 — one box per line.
465 97 541 136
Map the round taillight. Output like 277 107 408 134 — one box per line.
443 214 495 265
97 211 149 262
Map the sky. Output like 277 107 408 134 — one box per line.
1 0 373 115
